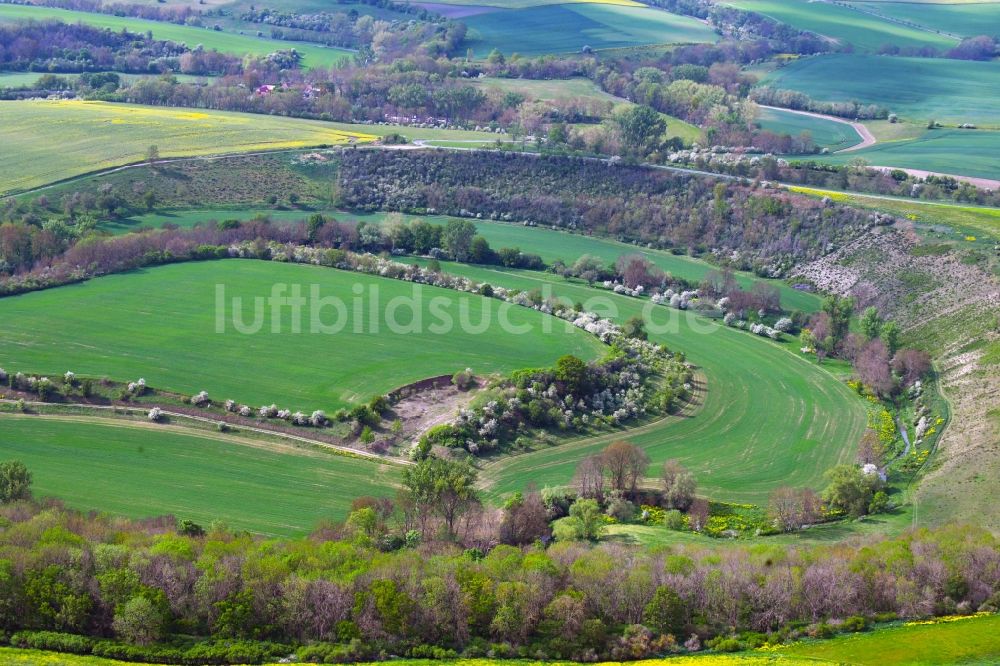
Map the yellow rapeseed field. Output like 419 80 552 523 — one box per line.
0 100 374 194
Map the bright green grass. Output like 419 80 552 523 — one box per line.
462 3 717 56
820 128 1000 181
762 54 1000 125
779 614 1000 665
0 100 372 195
0 415 400 536
0 260 604 411
723 0 958 52
0 4 352 68
110 208 823 313
399 261 867 505
756 106 862 151
851 1 1000 39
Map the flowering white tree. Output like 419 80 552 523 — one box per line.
310 410 327 427
191 391 210 407
148 407 163 422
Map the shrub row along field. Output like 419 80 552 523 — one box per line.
851 1 1000 39
0 260 605 410
112 208 824 312
0 3 353 68
820 127 1000 181
399 260 867 505
0 101 374 195
3 609 996 664
762 54 1000 126
721 0 958 52
0 415 400 536
461 2 718 56
755 107 863 152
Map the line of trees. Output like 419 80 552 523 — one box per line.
0 460 997 663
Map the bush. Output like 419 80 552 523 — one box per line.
10 631 95 654
453 368 475 390
841 615 868 632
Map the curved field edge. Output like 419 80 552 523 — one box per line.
406 260 869 504
0 260 607 411
0 413 401 537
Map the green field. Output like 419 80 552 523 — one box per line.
723 0 958 52
0 415 400 536
850 1 1000 39
821 127 1000 181
394 260 867 505
763 54 1000 126
462 3 717 56
0 100 373 195
756 106 862 152
111 208 824 312
0 260 605 411
0 71 214 89
779 614 1000 665
0 3 352 68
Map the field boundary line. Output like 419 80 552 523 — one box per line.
0 400 414 466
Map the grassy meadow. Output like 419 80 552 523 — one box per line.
722 0 958 52
0 415 400 536
762 54 1000 126
110 208 824 312
0 260 605 411
462 3 717 56
395 260 867 505
778 613 1000 665
755 107 862 152
0 3 353 68
0 101 374 195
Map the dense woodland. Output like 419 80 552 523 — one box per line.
0 491 997 663
337 150 878 276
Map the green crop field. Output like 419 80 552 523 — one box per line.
779 614 1000 665
722 0 958 52
762 54 1000 126
461 3 717 56
0 415 401 536
850 1 1000 39
821 127 1000 181
395 260 867 505
0 260 605 411
110 208 823 312
756 106 863 152
0 71 214 89
0 100 373 195
0 3 352 68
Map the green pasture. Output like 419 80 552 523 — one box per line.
110 208 823 312
850 1 1000 39
779 614 1000 665
0 3 352 68
0 100 372 195
396 260 867 505
461 3 717 56
0 71 214 89
0 260 605 411
755 106 862 152
821 127 1000 181
0 415 400 537
722 0 958 52
762 54 1000 126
